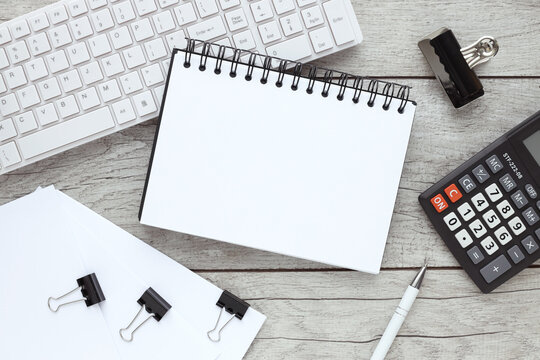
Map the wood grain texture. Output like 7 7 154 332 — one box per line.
1 0 539 358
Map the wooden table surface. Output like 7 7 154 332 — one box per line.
1 0 540 358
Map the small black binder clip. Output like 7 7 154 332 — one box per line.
48 273 106 312
418 27 499 108
119 287 171 342
207 290 250 342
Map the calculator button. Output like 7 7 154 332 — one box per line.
499 173 517 192
525 184 537 199
507 245 525 264
467 246 484 264
469 219 487 238
480 254 511 283
508 216 526 235
471 193 489 212
444 184 462 203
511 190 528 209
482 209 500 229
457 202 475 221
496 200 514 219
443 212 461 231
494 225 512 245
458 175 476 193
455 228 473 248
472 164 490 183
430 193 448 213
484 183 503 203
523 234 539 254
522 207 539 226
486 155 503 174
480 236 499 255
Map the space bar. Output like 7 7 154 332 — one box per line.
19 107 115 159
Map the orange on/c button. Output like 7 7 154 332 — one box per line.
430 194 448 213
444 184 462 203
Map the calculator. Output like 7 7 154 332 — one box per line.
419 110 540 293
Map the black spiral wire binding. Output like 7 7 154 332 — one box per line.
179 39 413 113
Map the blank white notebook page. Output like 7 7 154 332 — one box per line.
140 51 416 273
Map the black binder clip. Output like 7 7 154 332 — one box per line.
418 28 499 108
119 287 172 342
48 273 106 312
207 290 250 342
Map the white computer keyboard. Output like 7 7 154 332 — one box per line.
0 0 362 175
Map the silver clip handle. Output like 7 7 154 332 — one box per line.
48 286 86 312
119 304 155 342
461 36 499 69
207 307 236 343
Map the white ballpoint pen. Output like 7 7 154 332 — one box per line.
370 263 427 360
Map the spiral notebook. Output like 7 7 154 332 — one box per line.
139 40 417 273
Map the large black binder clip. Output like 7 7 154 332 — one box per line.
119 287 172 342
418 28 498 108
48 273 106 312
207 290 250 342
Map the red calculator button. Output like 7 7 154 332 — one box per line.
431 194 448 213
444 184 463 203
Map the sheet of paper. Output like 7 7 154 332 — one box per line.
140 51 416 274
0 187 119 360
55 188 266 360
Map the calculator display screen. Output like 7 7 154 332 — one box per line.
523 130 540 167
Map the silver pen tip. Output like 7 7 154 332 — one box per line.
410 263 428 290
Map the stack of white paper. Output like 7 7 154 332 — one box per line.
0 186 265 360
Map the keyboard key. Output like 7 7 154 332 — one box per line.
0 75 5 93
134 0 158 16
68 0 89 16
152 10 176 33
302 6 324 29
141 64 164 86
496 199 514 219
165 30 187 51
0 142 21 167
123 45 146 69
323 0 355 45
458 174 476 193
91 9 115 32
0 119 17 142
36 103 59 126
443 183 462 203
507 245 525 264
309 27 333 53
486 154 503 173
18 107 115 159
494 225 512 245
225 8 248 31
133 90 157 116
480 236 498 255
266 35 311 60
14 111 38 134
4 66 27 89
158 0 179 8
296 0 315 6
17 85 40 109
70 16 94 40
132 18 155 41
113 1 137 24
46 51 70 73
89 34 112 57
144 38 167 60
187 16 227 41
112 99 136 124
25 58 49 81
59 69 83 92
110 26 133 49
522 207 539 226
0 49 9 70
523 234 539 254
273 0 294 14
210 37 234 58
280 14 303 36
233 29 256 50
499 173 517 192
120 71 143 94
485 183 503 202
49 5 69 24
443 211 461 231
467 246 484 264
80 62 104 85
174 3 197 25
511 190 528 209
10 20 30 39
471 193 489 212
102 53 125 76
195 0 218 17
67 43 91 65
457 202 475 221
37 78 62 100
0 93 20 116
56 95 80 118
472 164 490 183
482 209 500 229
98 79 122 102
0 27 12 45
154 84 165 101
480 255 511 283
6 41 30 64
88 0 108 9
455 228 473 248
508 216 526 235
29 13 50 32
250 0 273 22
49 25 73 48
469 219 487 238
258 21 282 44
525 184 537 199
28 33 52 56
77 87 100 110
